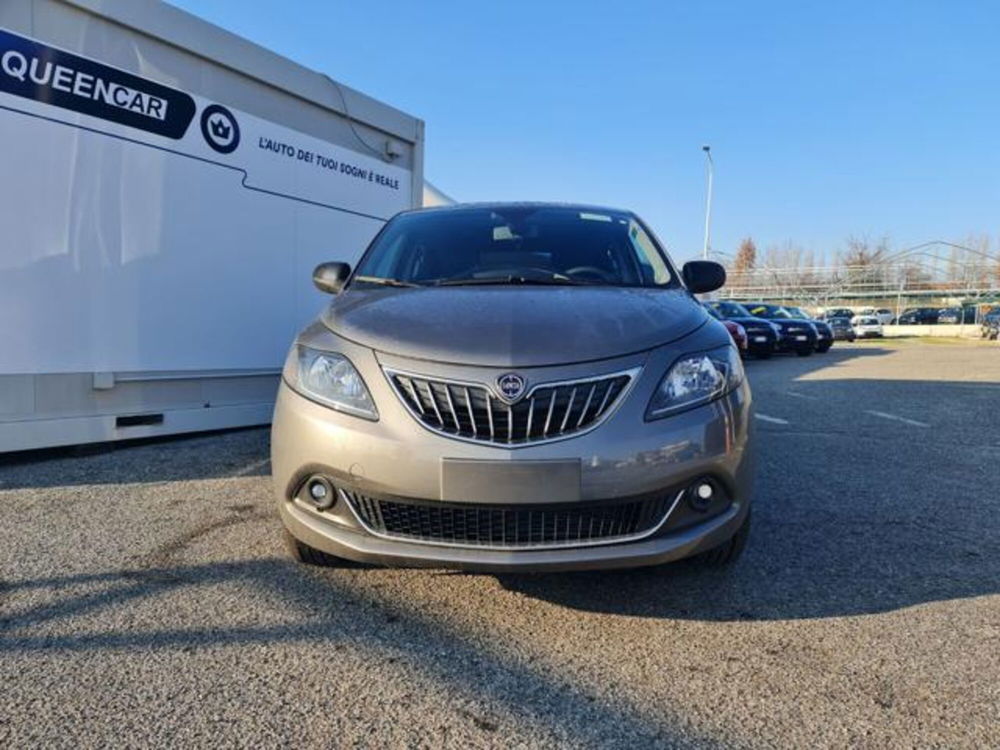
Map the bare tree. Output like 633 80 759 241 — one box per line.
733 237 757 273
730 237 757 290
839 235 891 292
840 235 890 267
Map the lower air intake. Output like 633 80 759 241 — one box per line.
342 490 675 550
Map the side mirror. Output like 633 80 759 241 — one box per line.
313 262 351 295
682 260 726 294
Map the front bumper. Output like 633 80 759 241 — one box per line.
271 335 754 571
281 494 749 572
776 329 817 351
743 330 777 355
813 328 833 348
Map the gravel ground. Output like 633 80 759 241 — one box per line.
1 342 998 748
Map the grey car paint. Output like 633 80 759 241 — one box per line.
323 286 707 366
272 203 754 571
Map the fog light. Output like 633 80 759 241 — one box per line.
305 478 335 510
688 480 715 512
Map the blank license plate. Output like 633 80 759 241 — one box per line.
441 459 581 503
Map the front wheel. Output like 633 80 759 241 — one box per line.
693 510 751 566
816 342 832 353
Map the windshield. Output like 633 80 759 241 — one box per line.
746 304 790 319
709 301 751 318
784 307 810 320
352 206 677 288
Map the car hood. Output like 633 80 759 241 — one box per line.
321 286 705 367
768 319 813 329
728 316 776 330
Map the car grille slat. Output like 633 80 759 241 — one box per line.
559 386 577 433
398 377 425 415
443 385 462 431
387 370 634 446
576 383 597 427
342 491 674 549
462 386 477 436
420 380 444 426
485 394 496 438
542 390 557 437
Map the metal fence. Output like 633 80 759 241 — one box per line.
715 242 1000 312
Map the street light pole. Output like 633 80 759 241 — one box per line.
701 145 714 260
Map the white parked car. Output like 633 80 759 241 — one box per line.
853 316 884 338
874 308 894 325
850 308 894 326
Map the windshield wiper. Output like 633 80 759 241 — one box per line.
352 275 421 288
433 275 589 287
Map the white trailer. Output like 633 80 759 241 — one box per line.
0 0 424 452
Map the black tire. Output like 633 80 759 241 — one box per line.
795 347 813 357
816 342 832 353
694 510 751 567
284 529 343 567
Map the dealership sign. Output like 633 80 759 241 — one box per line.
0 25 414 375
0 28 195 139
0 26 411 220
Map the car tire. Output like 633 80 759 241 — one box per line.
693 510 750 566
284 529 344 567
816 342 832 353
796 347 812 356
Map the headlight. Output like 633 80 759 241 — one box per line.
646 345 743 420
284 345 378 420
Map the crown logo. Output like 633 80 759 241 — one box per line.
210 117 231 140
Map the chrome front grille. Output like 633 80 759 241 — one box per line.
385 369 637 445
342 490 677 549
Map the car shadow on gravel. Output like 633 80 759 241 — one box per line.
0 557 698 747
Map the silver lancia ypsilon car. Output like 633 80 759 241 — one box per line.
272 203 753 571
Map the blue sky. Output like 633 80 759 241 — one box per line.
171 0 1000 263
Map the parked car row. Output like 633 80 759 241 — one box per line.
937 307 978 324
714 298 1000 347
816 305 996 326
705 301 834 358
705 301 779 358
